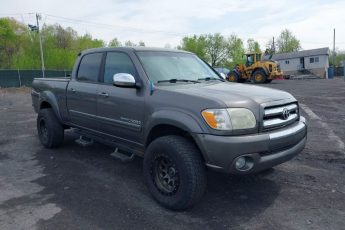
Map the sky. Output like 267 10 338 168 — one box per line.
1 0 344 50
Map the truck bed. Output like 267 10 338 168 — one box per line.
31 77 70 120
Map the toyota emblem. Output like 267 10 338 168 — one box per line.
282 108 290 120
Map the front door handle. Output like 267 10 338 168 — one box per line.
70 88 76 93
98 92 109 98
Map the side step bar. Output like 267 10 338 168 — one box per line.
75 136 94 147
110 148 135 162
73 129 140 162
76 136 135 162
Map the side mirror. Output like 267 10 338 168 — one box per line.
113 73 136 88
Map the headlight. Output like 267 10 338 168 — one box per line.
202 108 256 130
226 108 256 129
201 109 232 130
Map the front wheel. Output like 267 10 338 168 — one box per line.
227 71 240 82
252 69 267 84
143 135 207 210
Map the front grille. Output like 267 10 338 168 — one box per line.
262 103 299 131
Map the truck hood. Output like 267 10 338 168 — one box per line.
157 82 295 106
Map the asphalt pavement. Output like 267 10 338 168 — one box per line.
0 79 344 230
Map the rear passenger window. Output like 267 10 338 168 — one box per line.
103 52 136 84
77 53 103 82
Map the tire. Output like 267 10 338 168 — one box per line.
265 79 272 83
252 69 267 84
37 108 64 148
238 78 246 83
227 71 240 82
143 135 207 210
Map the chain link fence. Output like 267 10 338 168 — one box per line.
0 69 71 88
334 67 344 77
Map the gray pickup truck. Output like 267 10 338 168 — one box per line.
31 47 307 210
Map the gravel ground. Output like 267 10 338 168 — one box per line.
0 79 344 230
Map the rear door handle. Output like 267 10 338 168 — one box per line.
98 92 109 98
70 88 76 93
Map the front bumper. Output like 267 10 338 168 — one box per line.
193 117 307 174
269 70 283 79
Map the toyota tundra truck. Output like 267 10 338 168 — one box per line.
31 47 307 210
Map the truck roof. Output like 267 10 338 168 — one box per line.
80 47 192 55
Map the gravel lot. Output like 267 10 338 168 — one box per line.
0 79 344 230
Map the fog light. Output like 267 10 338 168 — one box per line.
235 157 246 169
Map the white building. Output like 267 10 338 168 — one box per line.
271 47 330 78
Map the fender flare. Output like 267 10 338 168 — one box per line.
38 91 63 123
145 109 205 142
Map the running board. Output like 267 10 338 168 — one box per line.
110 148 135 162
75 136 94 147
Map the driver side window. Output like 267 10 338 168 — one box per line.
103 52 137 84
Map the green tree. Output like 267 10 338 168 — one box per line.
41 24 79 69
179 33 245 67
14 30 41 69
39 25 104 69
227 35 245 67
54 25 76 49
108 38 121 47
247 38 261 53
0 18 21 68
204 33 229 66
138 41 145 46
330 49 345 67
77 33 104 51
276 29 301 53
0 17 106 70
125 40 136 47
179 35 207 61
0 18 104 69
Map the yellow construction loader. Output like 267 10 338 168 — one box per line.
227 53 283 84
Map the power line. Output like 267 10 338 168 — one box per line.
44 13 188 37
0 12 34 16
1 12 345 47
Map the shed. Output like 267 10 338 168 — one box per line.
271 47 330 78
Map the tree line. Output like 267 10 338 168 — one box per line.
0 18 145 70
0 17 343 70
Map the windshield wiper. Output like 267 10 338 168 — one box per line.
157 78 200 83
198 77 224 82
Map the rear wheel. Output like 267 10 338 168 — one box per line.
252 69 267 84
227 71 240 82
37 108 64 148
265 79 272 83
143 135 207 210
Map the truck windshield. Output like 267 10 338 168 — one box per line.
136 51 220 83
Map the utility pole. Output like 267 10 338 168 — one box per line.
272 36 275 54
36 13 45 78
333 28 336 69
